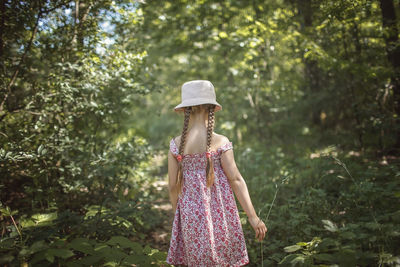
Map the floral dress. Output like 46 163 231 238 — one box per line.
166 138 249 267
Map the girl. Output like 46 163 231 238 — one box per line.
166 80 267 266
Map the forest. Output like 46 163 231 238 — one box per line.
0 0 399 266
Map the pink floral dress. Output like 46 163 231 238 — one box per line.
166 138 249 267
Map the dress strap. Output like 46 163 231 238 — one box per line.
217 142 233 155
169 138 179 156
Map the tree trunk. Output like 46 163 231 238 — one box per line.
297 0 321 126
71 0 79 48
379 0 400 153
349 22 364 150
77 1 92 49
0 0 6 58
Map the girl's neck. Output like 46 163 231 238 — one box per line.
187 110 209 131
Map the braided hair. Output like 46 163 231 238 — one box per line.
176 107 192 195
176 104 216 195
205 104 215 187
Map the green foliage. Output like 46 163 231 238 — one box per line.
235 145 400 266
0 1 166 266
1 0 400 266
0 233 166 266
133 0 400 265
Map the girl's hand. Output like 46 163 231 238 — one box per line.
248 216 267 241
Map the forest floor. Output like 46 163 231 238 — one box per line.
145 179 174 252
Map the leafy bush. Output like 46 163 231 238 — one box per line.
238 145 400 266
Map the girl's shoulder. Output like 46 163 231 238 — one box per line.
212 133 231 149
171 132 231 150
170 132 232 153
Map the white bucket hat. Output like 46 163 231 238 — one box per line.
174 80 222 112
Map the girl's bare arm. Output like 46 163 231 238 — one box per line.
221 144 267 241
168 150 179 214
221 148 258 219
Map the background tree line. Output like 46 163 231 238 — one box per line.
0 0 399 266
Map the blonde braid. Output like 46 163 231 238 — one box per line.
206 105 215 187
176 107 191 195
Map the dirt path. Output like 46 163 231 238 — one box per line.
146 179 174 252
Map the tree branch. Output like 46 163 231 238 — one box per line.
0 3 43 113
0 0 70 114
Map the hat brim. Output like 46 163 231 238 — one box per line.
174 98 222 112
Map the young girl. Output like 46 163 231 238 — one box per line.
166 80 267 266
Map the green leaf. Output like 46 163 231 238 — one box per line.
104 262 119 267
78 255 104 265
31 212 58 226
313 253 335 262
291 255 306 264
37 144 43 155
340 231 356 239
279 254 301 264
45 252 55 263
322 219 338 232
151 251 166 261
65 261 84 267
143 244 152 254
0 206 17 216
68 238 95 255
123 254 141 264
107 236 138 249
123 254 151 265
94 243 109 252
30 250 46 265
90 101 98 107
105 248 128 262
0 238 15 250
218 31 228 39
0 254 14 264
364 222 380 230
284 244 302 252
20 217 37 228
95 245 127 263
317 238 337 251
46 248 74 259
30 240 49 253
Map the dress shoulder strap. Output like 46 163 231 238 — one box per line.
217 141 233 155
169 138 179 156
